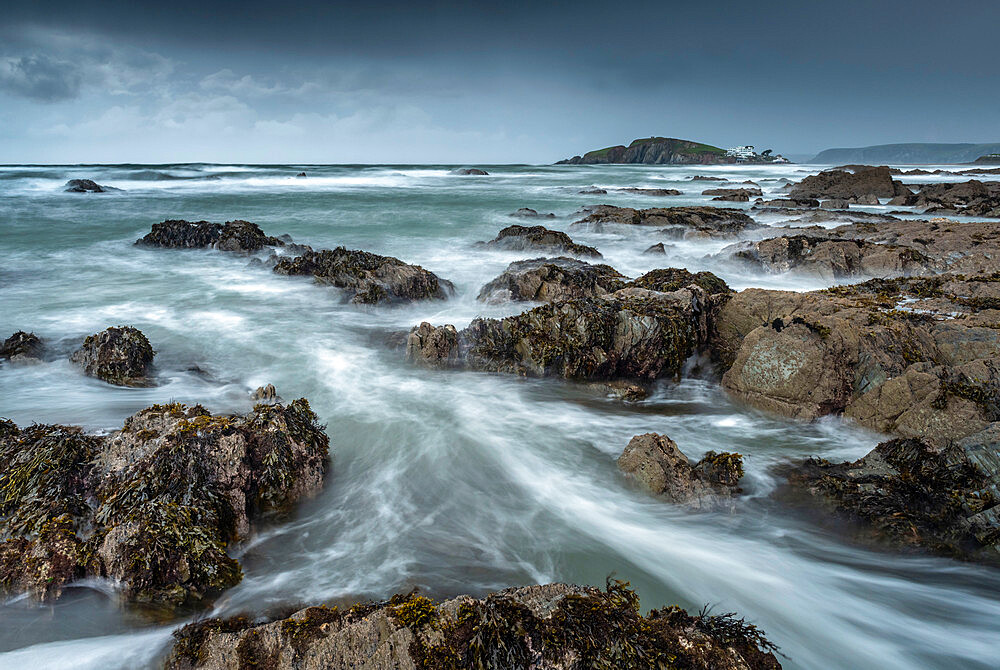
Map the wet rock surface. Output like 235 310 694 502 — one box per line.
478 224 601 258
64 179 114 193
273 247 454 304
573 205 761 238
510 207 556 218
788 165 911 202
136 219 285 252
0 398 329 609
451 168 489 175
477 257 626 303
618 433 743 508
164 581 781 670
1 331 45 363
889 179 1000 217
69 326 155 386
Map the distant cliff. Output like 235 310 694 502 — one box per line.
811 143 1000 165
558 137 736 165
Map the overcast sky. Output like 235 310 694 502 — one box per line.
1 0 998 163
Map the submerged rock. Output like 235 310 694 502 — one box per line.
136 219 285 253
70 326 155 386
477 257 626 303
618 433 743 508
1 331 44 363
451 168 489 175
788 165 911 202
617 187 683 196
573 205 760 238
273 247 454 304
478 224 601 258
164 581 782 670
0 399 329 608
64 178 114 193
783 435 1000 564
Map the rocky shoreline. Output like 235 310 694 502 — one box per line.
3 162 1000 667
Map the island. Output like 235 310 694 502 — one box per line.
557 136 789 165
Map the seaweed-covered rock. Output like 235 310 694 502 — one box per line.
164 581 781 670
70 326 155 386
273 247 454 304
136 219 285 252
510 207 556 218
478 224 601 258
783 434 1000 564
65 179 111 193
405 323 459 368
618 433 743 508
477 257 625 303
1 331 44 363
788 165 911 202
0 399 330 608
573 205 760 239
723 235 935 280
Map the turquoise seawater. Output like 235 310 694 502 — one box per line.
1 164 998 669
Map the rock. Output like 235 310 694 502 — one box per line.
64 179 113 193
477 257 626 303
573 205 761 238
888 180 1000 217
783 434 1000 564
618 433 743 507
251 384 281 404
451 168 489 175
616 187 683 196
755 198 820 208
164 581 782 670
722 235 935 280
0 399 330 607
136 219 285 253
589 380 648 401
578 186 608 194
643 242 667 255
296 172 307 177
273 247 454 304
712 193 749 202
702 187 763 197
69 326 155 386
690 175 728 181
408 269 732 381
557 137 756 166
405 323 460 368
0 331 44 363
477 224 601 258
510 207 555 218
820 199 851 209
788 165 910 201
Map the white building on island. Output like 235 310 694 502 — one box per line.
726 145 756 160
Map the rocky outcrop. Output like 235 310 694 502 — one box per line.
510 207 555 218
65 179 114 193
1 331 44 363
451 168 488 175
273 248 454 304
164 581 781 670
478 224 601 258
136 220 285 253
618 433 743 508
723 235 934 281
888 180 1000 217
703 187 762 198
788 165 911 202
557 137 748 165
573 205 761 239
0 398 330 608
70 326 155 386
408 270 733 381
617 187 683 196
783 435 1000 565
755 198 820 209
477 257 626 303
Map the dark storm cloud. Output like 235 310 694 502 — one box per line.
1 0 999 162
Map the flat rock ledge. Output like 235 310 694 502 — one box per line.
572 205 761 239
618 433 743 509
164 581 781 670
0 396 329 610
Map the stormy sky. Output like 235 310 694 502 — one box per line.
1 0 998 163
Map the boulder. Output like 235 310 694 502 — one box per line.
251 384 281 404
296 172 307 177
477 257 626 303
405 323 460 368
451 168 489 175
164 581 782 670
136 219 285 253
0 399 330 607
69 326 155 386
273 247 454 304
573 205 761 238
64 179 113 193
788 165 911 201
783 434 1000 565
643 242 668 255
510 207 555 218
478 224 601 258
618 433 743 508
0 331 44 363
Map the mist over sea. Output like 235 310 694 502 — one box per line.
2 163 999 670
